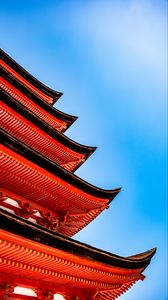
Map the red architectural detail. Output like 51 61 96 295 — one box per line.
0 77 69 132
0 144 116 237
94 281 138 300
0 48 63 104
14 202 37 219
0 283 14 298
0 49 155 299
0 228 148 299
0 101 87 172
37 211 59 230
36 290 54 300
0 189 109 235
0 59 54 104
0 192 7 202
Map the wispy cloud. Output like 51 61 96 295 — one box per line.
70 0 167 76
49 0 167 148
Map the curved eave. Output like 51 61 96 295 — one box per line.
0 190 110 237
1 129 120 200
0 48 62 104
1 90 96 162
1 68 77 131
0 209 156 270
127 249 157 271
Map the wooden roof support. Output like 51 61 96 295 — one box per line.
1 131 120 200
0 96 95 172
0 210 156 299
0 49 156 299
0 75 77 132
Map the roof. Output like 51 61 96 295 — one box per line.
1 130 120 236
0 66 77 132
1 130 120 199
1 90 96 172
0 49 156 299
0 48 62 104
0 209 156 299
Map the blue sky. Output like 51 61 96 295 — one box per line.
0 1 167 299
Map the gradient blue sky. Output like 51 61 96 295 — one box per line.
0 1 167 299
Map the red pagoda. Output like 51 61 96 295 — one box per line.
0 49 156 300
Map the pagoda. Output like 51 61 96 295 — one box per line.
0 49 156 300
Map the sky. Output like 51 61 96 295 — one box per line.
0 0 167 299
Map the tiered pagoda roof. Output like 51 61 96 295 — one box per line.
0 49 156 300
1 90 96 172
1 130 119 237
0 48 76 132
0 209 156 300
0 49 62 104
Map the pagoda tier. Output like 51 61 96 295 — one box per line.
0 69 77 132
0 130 120 237
0 209 156 300
0 49 156 299
1 90 96 172
0 48 62 104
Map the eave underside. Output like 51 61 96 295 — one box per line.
0 73 76 132
1 130 120 199
0 211 156 299
0 99 92 172
0 49 62 104
0 189 105 237
0 138 120 236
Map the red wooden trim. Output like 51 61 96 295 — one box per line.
94 280 139 299
0 144 111 236
5 294 37 300
0 145 110 207
0 189 105 236
0 77 66 131
0 229 144 299
0 48 62 104
0 102 85 172
0 60 53 104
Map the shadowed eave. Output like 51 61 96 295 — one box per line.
0 48 62 104
0 209 156 271
1 129 121 201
